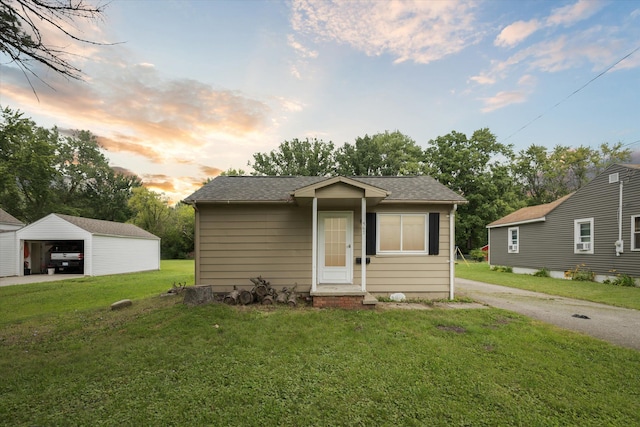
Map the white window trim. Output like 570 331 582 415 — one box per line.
377 213 428 255
574 217 594 254
632 215 640 252
507 227 519 253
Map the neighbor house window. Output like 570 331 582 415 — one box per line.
632 215 640 251
507 227 519 253
574 218 594 254
378 214 427 254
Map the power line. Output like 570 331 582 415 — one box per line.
502 45 640 143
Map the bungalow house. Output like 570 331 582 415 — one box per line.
487 164 640 282
183 176 467 308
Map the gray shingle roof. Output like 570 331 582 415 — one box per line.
0 208 24 226
55 214 159 239
184 176 466 204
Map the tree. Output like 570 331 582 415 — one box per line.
513 142 632 205
512 144 555 205
220 168 246 176
0 107 141 222
423 128 523 250
0 106 58 222
51 129 141 220
127 188 194 259
335 131 423 176
161 203 195 259
0 0 108 85
251 138 336 176
127 187 171 238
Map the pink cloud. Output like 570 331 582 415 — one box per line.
495 19 541 48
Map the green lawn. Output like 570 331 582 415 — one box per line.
1 260 640 425
456 261 640 310
0 260 194 325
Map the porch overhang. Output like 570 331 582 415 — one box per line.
291 176 389 206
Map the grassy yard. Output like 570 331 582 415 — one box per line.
1 261 640 425
456 261 640 311
0 260 193 325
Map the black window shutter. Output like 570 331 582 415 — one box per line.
366 212 376 255
428 212 440 255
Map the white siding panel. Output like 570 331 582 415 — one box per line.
16 215 91 241
0 232 17 277
91 235 160 276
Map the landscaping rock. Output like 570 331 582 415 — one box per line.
389 293 406 302
110 299 132 310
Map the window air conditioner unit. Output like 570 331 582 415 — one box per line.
508 245 518 252
576 242 591 251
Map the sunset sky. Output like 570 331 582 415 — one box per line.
1 0 639 203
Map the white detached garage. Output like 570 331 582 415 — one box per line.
16 213 160 277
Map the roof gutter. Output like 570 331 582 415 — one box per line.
486 217 546 229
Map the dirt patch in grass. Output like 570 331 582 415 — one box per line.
436 325 467 333
377 301 487 310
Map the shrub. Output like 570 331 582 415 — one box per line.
533 268 550 277
469 248 487 262
566 264 595 282
606 274 637 287
491 265 513 273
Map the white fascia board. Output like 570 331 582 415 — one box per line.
486 217 546 229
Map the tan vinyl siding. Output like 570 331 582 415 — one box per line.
197 204 313 292
316 183 364 198
366 204 451 295
196 202 453 296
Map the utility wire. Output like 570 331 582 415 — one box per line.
502 45 640 143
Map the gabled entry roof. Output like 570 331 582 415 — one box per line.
184 175 467 204
292 176 389 199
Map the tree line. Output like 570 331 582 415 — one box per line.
1 107 632 255
0 107 193 259
249 130 632 249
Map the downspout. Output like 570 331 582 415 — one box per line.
616 180 624 256
361 197 366 292
449 204 457 300
312 197 318 292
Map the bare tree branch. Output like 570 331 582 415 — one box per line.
0 0 111 89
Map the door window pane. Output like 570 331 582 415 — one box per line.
324 217 346 267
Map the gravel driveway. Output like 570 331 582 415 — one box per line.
456 278 640 351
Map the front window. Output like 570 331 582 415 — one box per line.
378 214 427 254
632 216 640 251
574 218 594 254
508 227 519 253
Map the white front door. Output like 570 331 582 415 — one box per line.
318 212 353 284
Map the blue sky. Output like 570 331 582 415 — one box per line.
1 0 639 202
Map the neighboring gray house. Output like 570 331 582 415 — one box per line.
0 208 25 277
487 164 640 282
184 176 467 308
